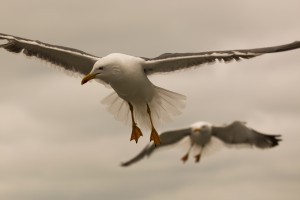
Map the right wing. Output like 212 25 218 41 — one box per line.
211 121 281 148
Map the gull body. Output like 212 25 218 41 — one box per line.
84 53 183 144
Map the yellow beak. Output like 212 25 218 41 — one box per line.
81 73 97 85
193 128 201 133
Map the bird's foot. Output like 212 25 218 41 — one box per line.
181 153 189 163
194 154 201 163
150 127 161 145
130 125 143 143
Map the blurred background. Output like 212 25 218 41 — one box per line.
0 0 299 199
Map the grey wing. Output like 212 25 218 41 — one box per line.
211 121 282 148
0 33 100 76
121 128 191 167
142 41 300 75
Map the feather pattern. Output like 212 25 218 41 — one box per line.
212 121 281 148
142 41 300 74
0 33 99 76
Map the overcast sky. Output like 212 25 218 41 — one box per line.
1 0 300 200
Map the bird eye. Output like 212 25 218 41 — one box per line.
98 66 104 70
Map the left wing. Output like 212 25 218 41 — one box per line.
0 33 100 76
121 128 191 167
142 41 300 75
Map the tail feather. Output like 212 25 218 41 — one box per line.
101 86 186 129
101 92 131 125
149 86 186 127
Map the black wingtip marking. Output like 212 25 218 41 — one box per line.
120 162 129 167
268 134 282 147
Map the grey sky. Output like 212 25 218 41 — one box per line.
1 0 300 200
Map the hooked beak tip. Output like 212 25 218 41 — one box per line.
81 73 96 85
81 79 88 85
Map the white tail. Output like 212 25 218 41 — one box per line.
101 86 186 130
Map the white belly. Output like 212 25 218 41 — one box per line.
110 65 155 104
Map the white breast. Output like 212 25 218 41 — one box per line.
107 53 155 103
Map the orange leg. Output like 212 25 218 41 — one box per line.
147 104 161 145
194 153 201 163
129 103 143 143
181 153 189 163
181 144 193 163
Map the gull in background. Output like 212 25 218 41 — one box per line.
121 121 281 166
0 33 298 144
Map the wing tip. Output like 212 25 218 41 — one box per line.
120 162 130 167
266 134 282 148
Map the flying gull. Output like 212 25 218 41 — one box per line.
0 33 298 145
121 121 281 166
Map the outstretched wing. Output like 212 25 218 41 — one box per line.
142 41 300 75
0 33 100 76
211 121 282 148
121 128 191 167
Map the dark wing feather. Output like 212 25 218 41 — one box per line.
0 33 99 76
121 128 191 167
211 121 282 148
142 41 300 75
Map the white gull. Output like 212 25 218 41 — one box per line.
0 33 299 144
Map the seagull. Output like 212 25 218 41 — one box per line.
121 121 282 166
0 33 298 145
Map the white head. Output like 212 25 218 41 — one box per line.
191 121 212 135
81 54 123 85
189 121 213 146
